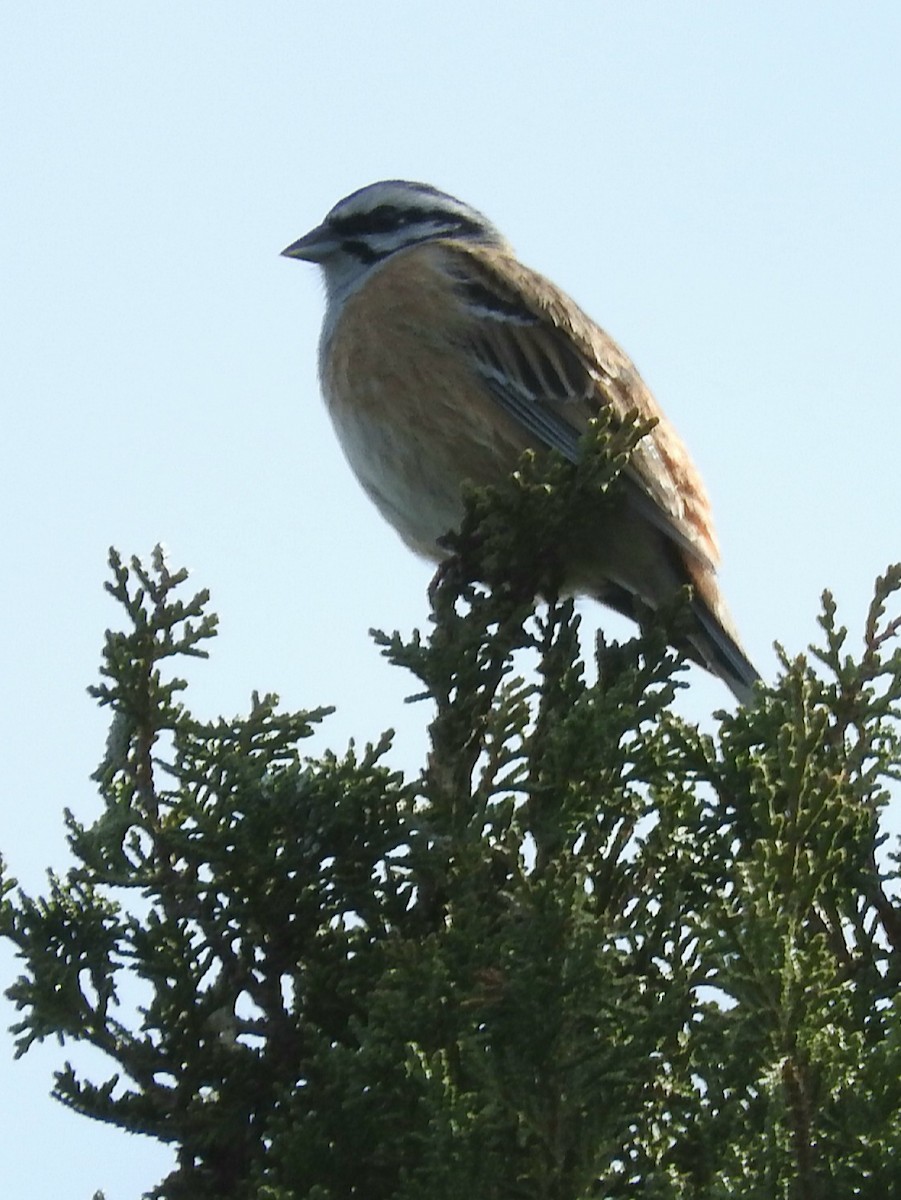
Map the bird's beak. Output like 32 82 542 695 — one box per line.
280 222 338 263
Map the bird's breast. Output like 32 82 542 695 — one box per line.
319 252 528 559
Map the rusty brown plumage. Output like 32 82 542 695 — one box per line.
283 180 759 701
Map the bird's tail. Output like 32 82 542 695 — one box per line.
690 596 760 705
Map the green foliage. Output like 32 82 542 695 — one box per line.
2 425 900 1199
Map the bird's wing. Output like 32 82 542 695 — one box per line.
438 242 720 572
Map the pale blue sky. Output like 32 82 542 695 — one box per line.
3 5 900 1196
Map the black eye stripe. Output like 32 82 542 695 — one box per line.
333 206 402 236
332 206 485 241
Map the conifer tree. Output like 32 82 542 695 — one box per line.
2 417 899 1198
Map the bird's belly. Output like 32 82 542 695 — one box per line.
327 393 471 559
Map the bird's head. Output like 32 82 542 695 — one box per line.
282 179 509 303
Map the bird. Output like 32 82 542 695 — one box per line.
282 180 759 702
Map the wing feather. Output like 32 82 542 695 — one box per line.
439 243 720 573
